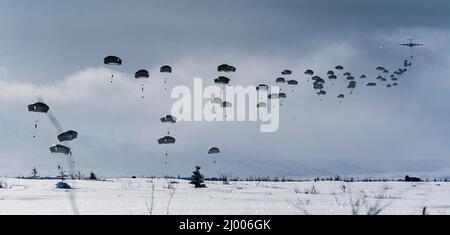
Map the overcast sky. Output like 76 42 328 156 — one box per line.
1 0 450 179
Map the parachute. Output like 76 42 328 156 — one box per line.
287 80 298 92
208 147 221 163
360 74 367 79
287 80 298 85
312 76 323 82
161 115 177 135
328 75 337 79
28 102 49 138
257 102 267 108
281 70 292 75
135 69 149 79
335 65 344 70
134 69 149 99
327 71 334 75
337 93 345 103
104 56 122 83
208 147 220 154
343 72 351 77
218 64 236 73
160 65 172 73
214 76 231 85
57 130 78 142
104 56 122 65
314 77 325 84
28 102 49 113
49 144 71 155
276 77 286 83
367 82 377 87
159 112 177 163
256 84 269 91
347 81 356 93
161 115 177 124
215 76 231 97
222 101 233 108
313 83 324 90
160 65 172 91
158 136 176 144
317 90 326 96
305 70 314 76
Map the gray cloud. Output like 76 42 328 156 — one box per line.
0 0 450 178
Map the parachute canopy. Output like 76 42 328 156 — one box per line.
161 115 177 123
317 90 327 96
222 101 232 108
160 65 172 73
57 130 78 142
104 56 122 65
281 70 292 75
135 69 149 79
158 136 176 144
338 94 345 98
335 65 344 70
28 102 49 113
214 76 230 85
328 75 337 80
49 144 71 155
305 70 314 76
287 80 298 85
208 147 220 154
276 77 286 83
257 102 267 108
218 64 236 73
256 84 269 91
367 82 377 87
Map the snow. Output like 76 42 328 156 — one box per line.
0 178 449 215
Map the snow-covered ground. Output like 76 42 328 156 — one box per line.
0 178 449 215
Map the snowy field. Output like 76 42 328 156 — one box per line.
0 178 449 215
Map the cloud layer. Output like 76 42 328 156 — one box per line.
1 0 450 178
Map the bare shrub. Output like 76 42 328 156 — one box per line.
166 186 176 215
146 182 156 215
304 185 319 194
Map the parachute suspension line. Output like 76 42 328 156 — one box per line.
33 120 38 139
164 78 167 91
164 149 169 165
410 47 414 60
141 84 145 99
